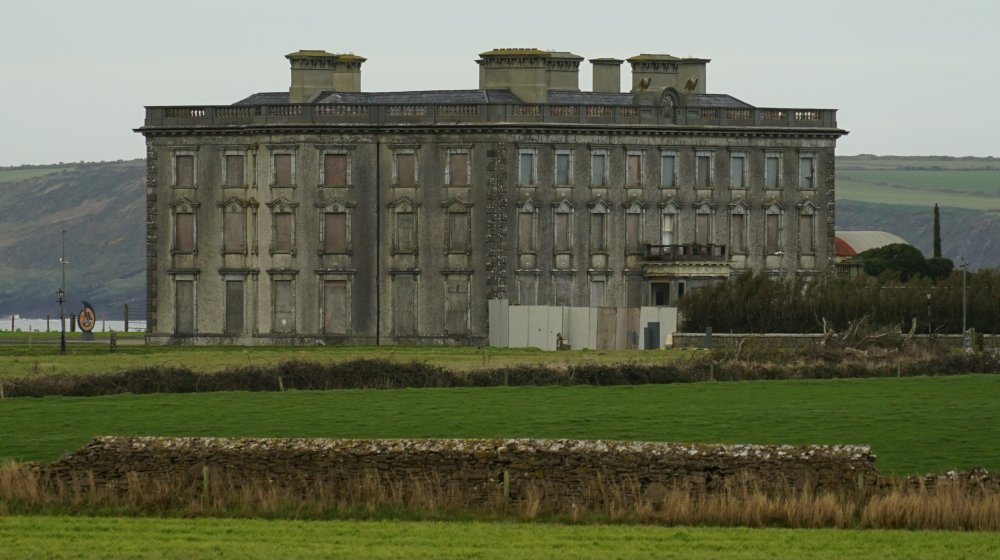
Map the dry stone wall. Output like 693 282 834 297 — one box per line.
41 437 879 504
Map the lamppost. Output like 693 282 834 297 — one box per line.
58 229 68 354
960 257 969 351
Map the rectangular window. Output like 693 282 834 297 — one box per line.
554 275 572 307
272 279 294 333
274 154 293 186
590 213 606 252
660 155 676 187
555 152 571 185
518 212 535 252
661 214 675 245
696 155 711 188
591 152 607 186
445 276 470 335
273 213 292 253
626 212 641 253
324 213 347 253
175 155 194 187
447 212 469 253
223 212 246 254
225 155 244 187
730 155 745 188
626 275 643 307
516 275 538 306
175 280 194 334
324 154 348 188
395 212 416 252
448 152 469 186
626 153 642 187
590 277 606 307
765 155 780 189
731 213 746 253
396 153 416 186
799 156 815 189
554 213 570 252
174 213 194 253
393 274 416 335
695 214 710 245
799 214 815 254
519 151 536 185
323 280 349 335
224 280 244 336
766 214 781 254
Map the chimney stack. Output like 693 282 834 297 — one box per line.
590 58 623 93
627 54 709 94
286 50 366 104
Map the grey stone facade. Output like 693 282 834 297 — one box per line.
137 49 846 345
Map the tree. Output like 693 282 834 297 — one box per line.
854 243 929 282
933 203 942 258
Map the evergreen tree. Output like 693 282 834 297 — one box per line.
933 203 942 258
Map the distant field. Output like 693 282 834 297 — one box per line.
1 516 995 560
836 156 1000 210
3 375 998 474
0 166 75 183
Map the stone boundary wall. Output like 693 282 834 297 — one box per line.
41 437 879 502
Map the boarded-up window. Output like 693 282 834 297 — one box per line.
224 280 244 335
447 212 469 253
396 153 415 186
590 212 606 252
324 213 347 253
174 213 194 253
448 153 468 186
395 212 416 252
445 276 469 334
225 155 244 187
765 156 780 188
554 212 570 251
554 275 572 306
695 213 711 245
223 212 246 254
626 212 641 253
626 275 643 307
660 155 675 187
661 213 675 245
766 213 781 254
799 157 815 189
518 211 535 252
730 156 745 188
696 155 711 187
555 153 571 185
799 214 815 253
272 280 294 333
519 152 535 185
324 154 348 187
273 213 292 253
393 274 416 335
516 275 537 305
323 280 349 334
591 153 607 186
175 155 194 187
731 213 746 253
274 154 293 186
626 154 642 186
175 280 194 334
590 278 606 307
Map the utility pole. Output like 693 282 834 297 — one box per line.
57 229 68 354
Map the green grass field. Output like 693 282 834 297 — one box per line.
0 166 75 183
0 516 995 559
2 375 997 475
835 156 1000 210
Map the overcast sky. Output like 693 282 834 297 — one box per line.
2 0 997 166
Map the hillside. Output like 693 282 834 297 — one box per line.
0 156 997 320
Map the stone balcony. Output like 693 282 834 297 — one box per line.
642 244 731 278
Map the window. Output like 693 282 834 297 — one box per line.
626 275 643 307
730 153 746 189
393 274 417 335
730 208 747 254
591 150 608 186
272 278 294 333
224 279 244 336
696 152 712 188
322 279 350 335
518 149 537 186
625 202 645 254
695 202 714 246
517 202 537 253
174 153 194 187
224 154 244 187
174 279 194 335
169 199 199 254
555 150 572 185
323 153 349 188
391 199 417 253
516 274 537 305
553 201 573 252
324 212 348 253
219 199 248 254
799 156 815 189
626 152 643 187
394 150 417 186
660 153 676 187
446 151 470 186
799 202 817 254
445 275 470 335
590 277 607 307
589 203 608 252
765 203 783 254
447 210 470 253
660 204 678 245
765 154 781 189
268 198 297 255
553 275 573 306
272 153 294 187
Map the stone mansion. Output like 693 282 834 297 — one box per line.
137 48 846 345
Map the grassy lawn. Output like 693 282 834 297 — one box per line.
2 375 998 475
0 344 698 380
0 516 996 559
